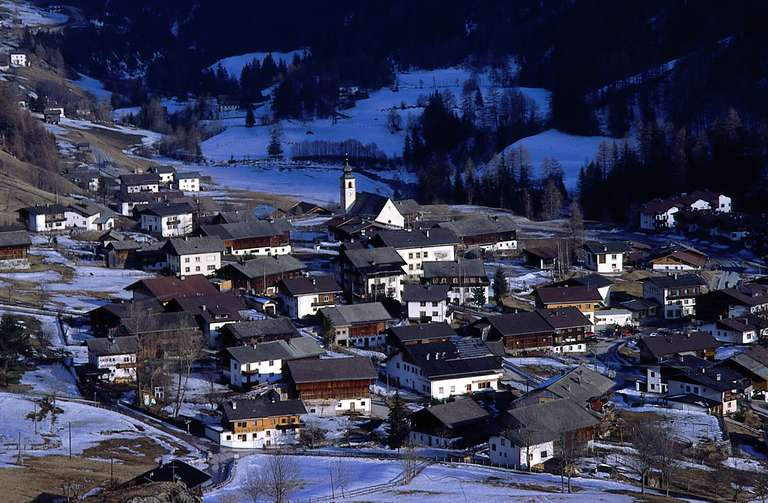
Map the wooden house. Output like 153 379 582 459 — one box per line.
284 357 377 415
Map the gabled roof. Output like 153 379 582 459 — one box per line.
536 364 615 404
224 255 306 278
120 173 160 186
402 284 451 303
222 397 306 422
126 275 219 301
650 250 708 268
393 199 421 215
487 311 553 337
372 228 457 249
671 365 752 393
436 215 517 238
503 398 601 445
121 312 199 335
728 346 768 381
200 220 292 240
278 276 342 296
422 259 486 278
286 357 377 384
639 332 720 359
418 398 490 429
141 202 194 217
716 317 756 333
127 460 211 490
164 236 224 255
224 318 299 341
388 322 457 343
555 273 614 290
346 192 392 219
404 339 501 379
86 336 139 356
22 204 67 216
171 292 247 324
176 171 200 179
226 336 323 364
535 307 592 329
0 229 31 248
341 247 406 272
535 286 603 304
583 241 631 255
320 302 394 326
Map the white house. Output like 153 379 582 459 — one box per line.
175 172 201 192
148 166 176 186
120 173 160 194
436 215 518 252
85 336 138 383
667 367 752 416
583 241 630 274
286 357 377 416
9 53 29 67
385 338 502 400
640 191 732 231
164 236 224 278
277 276 343 319
214 396 306 449
226 337 323 388
335 247 407 302
593 309 636 330
642 274 707 319
372 228 457 278
65 203 114 231
140 203 195 237
402 284 451 323
701 317 760 345
22 204 68 232
341 164 405 228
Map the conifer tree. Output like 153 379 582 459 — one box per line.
387 392 409 449
493 267 508 306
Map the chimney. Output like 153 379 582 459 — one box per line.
425 229 430 238
201 304 207 312
716 373 721 381
231 401 237 410
426 353 430 360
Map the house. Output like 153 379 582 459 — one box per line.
120 173 161 194
123 460 211 495
104 240 143 269
226 337 323 388
85 335 139 383
219 255 306 295
140 203 195 237
421 259 490 306
552 273 614 306
436 215 518 253
340 163 404 228
523 243 560 270
393 199 422 227
43 109 61 124
175 172 201 192
65 202 115 231
164 236 223 278
119 311 202 355
516 364 615 410
615 297 659 323
88 299 165 337
126 275 219 303
284 357 377 415
535 307 592 353
0 229 31 268
667 366 752 415
334 246 406 302
385 338 503 400
221 318 300 347
701 317 761 345
641 354 710 395
116 190 186 217
402 284 451 323
200 220 292 256
148 165 176 186
278 201 333 219
649 249 708 272
593 309 635 331
21 204 67 232
489 398 601 469
641 273 706 319
167 292 247 347
638 332 720 363
277 276 343 319
696 284 768 321
319 302 395 348
215 396 306 449
583 241 630 274
639 190 732 230
371 228 457 278
722 346 768 396
409 398 493 449
473 311 554 353
9 53 29 67
534 286 603 323
386 323 457 353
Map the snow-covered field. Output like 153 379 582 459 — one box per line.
208 49 310 77
72 73 112 101
0 0 68 26
502 129 616 190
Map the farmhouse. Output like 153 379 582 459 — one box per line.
334 246 406 302
140 203 195 237
216 396 306 449
164 236 224 278
421 259 490 306
226 337 322 388
0 229 31 268
319 302 395 348
200 220 292 256
436 215 517 252
85 335 139 383
402 284 452 323
277 276 343 319
371 228 457 278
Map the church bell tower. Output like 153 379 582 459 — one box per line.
340 156 356 213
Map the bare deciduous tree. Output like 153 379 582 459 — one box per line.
171 330 204 417
260 452 302 503
400 443 419 484
628 418 662 494
558 431 583 493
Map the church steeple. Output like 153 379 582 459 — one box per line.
340 154 356 212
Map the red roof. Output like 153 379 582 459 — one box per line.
126 274 219 301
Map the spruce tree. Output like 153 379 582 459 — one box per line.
245 107 255 128
472 287 487 306
493 267 508 306
387 391 409 449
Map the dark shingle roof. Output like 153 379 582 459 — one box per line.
278 276 342 296
639 332 720 359
226 337 322 363
286 357 377 384
420 398 490 428
583 241 631 254
128 460 211 490
536 364 615 404
201 220 291 240
224 318 299 341
120 173 160 186
0 230 31 248
388 323 457 343
535 286 603 304
141 202 194 217
86 336 139 356
225 255 305 278
403 284 451 303
320 303 394 326
504 398 601 445
341 247 406 271
422 259 486 278
436 215 517 238
164 236 224 255
176 171 200 179
642 273 706 289
126 275 219 301
405 340 501 379
222 398 306 422
487 311 553 336
535 307 592 329
373 228 457 249
346 192 392 219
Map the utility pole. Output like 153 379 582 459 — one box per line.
68 421 72 459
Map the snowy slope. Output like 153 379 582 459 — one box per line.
0 0 68 26
502 129 616 189
71 73 111 101
209 49 310 78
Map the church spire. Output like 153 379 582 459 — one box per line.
343 153 353 178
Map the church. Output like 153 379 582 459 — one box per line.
338 162 406 229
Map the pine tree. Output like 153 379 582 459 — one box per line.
386 391 409 449
245 107 255 128
267 124 283 157
493 267 508 306
471 287 487 306
541 178 563 220
452 169 466 203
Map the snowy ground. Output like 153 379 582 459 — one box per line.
485 259 553 294
0 0 68 26
208 49 310 77
0 392 198 467
71 73 112 102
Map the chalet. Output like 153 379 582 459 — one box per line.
167 292 247 347
593 309 635 330
534 286 603 323
148 165 176 186
216 396 306 449
638 332 720 363
65 202 115 231
319 302 395 348
126 275 219 303
639 190 731 230
641 354 710 395
421 259 490 306
385 338 503 400
334 246 406 302
723 346 768 396
649 249 708 272
696 284 768 321
175 171 201 192
278 201 332 218
21 204 67 232
583 241 630 274
371 228 457 278
43 108 61 124
477 311 554 353
523 243 559 270
116 190 186 217
221 318 300 347
219 255 306 295
104 240 143 269
277 276 343 319
386 323 457 353
119 311 201 354
701 317 761 345
615 297 659 323
226 337 322 388
0 229 31 268
341 163 404 228
140 203 195 237
284 357 377 415
164 236 224 278
123 460 211 495
667 366 752 415
642 273 706 319
327 215 393 241
515 364 615 410
9 53 29 67
535 307 592 353
409 398 493 449
120 173 161 194
402 284 451 323
88 299 165 337
552 273 614 305
200 220 292 256
489 398 601 469
85 336 139 383
436 215 517 253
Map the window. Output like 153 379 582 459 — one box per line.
650 371 656 377
420 301 426 307
360 401 366 406
438 387 444 394
432 301 438 307
450 385 455 393
423 251 428 258
269 360 274 366
195 256 201 262
491 443 497 451
195 266 201 272
415 252 421 259
185 267 190 273
207 265 216 271
408 253 413 259
184 257 190 263
541 450 548 458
